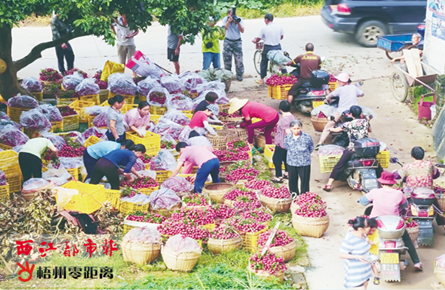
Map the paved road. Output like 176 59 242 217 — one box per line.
13 15 443 289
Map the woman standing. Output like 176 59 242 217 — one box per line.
339 217 373 289
90 144 145 190
82 139 135 181
272 100 295 183
106 94 126 141
228 98 279 146
18 133 58 181
284 120 314 197
124 101 151 137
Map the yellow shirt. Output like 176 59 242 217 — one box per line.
367 230 380 256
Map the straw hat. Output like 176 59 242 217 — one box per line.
377 171 397 185
336 73 350 83
228 98 248 114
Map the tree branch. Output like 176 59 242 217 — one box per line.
13 33 86 72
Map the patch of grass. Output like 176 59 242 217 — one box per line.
238 0 323 19
412 85 431 112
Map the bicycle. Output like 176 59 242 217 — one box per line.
253 40 291 76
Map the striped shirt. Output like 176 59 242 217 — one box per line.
339 232 372 288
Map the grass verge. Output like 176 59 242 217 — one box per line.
237 0 323 19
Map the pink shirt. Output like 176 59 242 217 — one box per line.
274 114 295 148
178 146 216 168
241 101 278 123
124 108 150 129
366 188 407 218
189 111 208 129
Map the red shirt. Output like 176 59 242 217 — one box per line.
189 111 208 129
241 101 278 123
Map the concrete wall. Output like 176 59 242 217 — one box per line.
423 0 445 74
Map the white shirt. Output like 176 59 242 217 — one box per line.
258 22 284 46
113 17 135 46
331 85 364 113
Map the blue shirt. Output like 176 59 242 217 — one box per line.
284 131 314 167
103 149 137 173
87 141 120 160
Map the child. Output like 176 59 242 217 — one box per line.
366 218 380 285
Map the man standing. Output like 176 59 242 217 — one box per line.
167 25 183 75
51 13 75 75
202 17 225 70
253 14 286 85
285 43 321 104
222 7 245 81
111 15 139 66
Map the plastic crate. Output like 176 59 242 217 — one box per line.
184 113 193 120
210 124 223 130
8 107 31 123
108 92 135 104
80 94 100 105
242 227 268 252
99 89 109 104
268 84 293 100
121 104 138 115
264 156 285 169
57 97 79 106
182 110 193 115
139 186 159 196
61 113 80 131
119 201 149 216
84 136 102 147
313 101 324 109
59 181 107 214
329 81 338 91
150 114 162 124
319 154 342 174
0 150 21 178
264 145 275 160
376 150 390 168
0 183 9 202
105 189 121 208
125 131 161 156
33 91 43 102
150 105 167 115
7 174 22 193
0 143 12 151
139 94 147 103
69 100 95 123
51 121 63 131
155 170 172 185
67 167 80 180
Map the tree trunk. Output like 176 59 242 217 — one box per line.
0 25 27 101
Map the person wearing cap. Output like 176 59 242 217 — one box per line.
228 98 279 145
253 13 286 85
194 93 223 124
189 105 218 136
358 171 424 271
202 17 225 70
315 73 364 150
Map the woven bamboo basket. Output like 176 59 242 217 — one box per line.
202 183 234 203
161 247 201 272
436 194 445 211
208 236 243 254
121 240 161 265
436 265 445 285
255 134 266 150
206 130 239 150
290 201 298 215
406 226 420 243
219 161 236 181
267 240 297 262
258 193 292 213
151 203 181 218
235 128 248 141
223 198 235 208
21 181 55 202
248 267 285 283
292 214 329 238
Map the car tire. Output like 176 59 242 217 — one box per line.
355 20 388 47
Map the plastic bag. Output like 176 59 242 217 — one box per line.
196 81 226 96
159 109 190 127
0 124 29 147
178 126 192 143
147 188 181 210
21 76 43 92
123 227 161 244
161 176 193 193
133 158 146 171
137 77 162 96
79 127 107 143
0 112 10 121
437 254 445 268
22 178 50 191
187 135 212 148
12 145 24 153
93 112 108 128
107 73 138 95
0 119 21 130
168 94 194 111
62 71 84 91
160 75 184 94
0 170 6 186
36 104 63 122
43 167 72 186
161 133 177 145
120 193 151 204
164 235 201 254
8 94 39 108
181 73 206 93
147 87 171 107
267 50 291 65
153 118 184 140
150 149 177 171
317 144 345 156
85 105 108 116
20 108 52 132
41 131 66 150
59 157 83 169
75 78 100 96
125 51 165 78
101 60 125 82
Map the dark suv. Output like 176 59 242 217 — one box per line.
321 0 427 47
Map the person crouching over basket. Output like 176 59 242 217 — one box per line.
228 97 279 146
170 142 221 193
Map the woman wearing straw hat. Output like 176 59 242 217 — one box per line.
358 170 423 271
228 98 279 146
315 73 364 150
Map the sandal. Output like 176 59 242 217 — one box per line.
414 262 423 271
282 173 289 179
271 177 283 183
373 277 380 285
323 185 333 192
